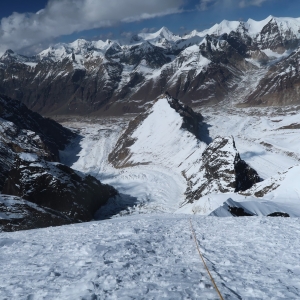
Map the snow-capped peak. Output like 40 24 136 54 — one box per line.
37 38 118 62
157 26 175 38
69 38 89 50
109 95 207 172
138 26 181 44
245 15 300 37
183 16 300 41
196 20 241 37
246 15 275 35
0 49 36 65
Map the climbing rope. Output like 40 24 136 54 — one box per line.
189 219 224 300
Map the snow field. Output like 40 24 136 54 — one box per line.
60 102 300 217
202 106 300 179
129 99 207 172
0 215 299 299
61 101 207 215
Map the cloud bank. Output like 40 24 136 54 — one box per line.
0 0 183 54
197 0 270 11
239 0 269 7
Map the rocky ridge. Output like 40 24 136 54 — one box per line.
108 95 260 205
108 93 206 169
243 46 300 106
184 136 261 203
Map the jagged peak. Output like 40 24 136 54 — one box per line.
4 49 14 55
157 26 174 37
69 38 89 48
137 26 180 43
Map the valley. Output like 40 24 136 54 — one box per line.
57 101 300 218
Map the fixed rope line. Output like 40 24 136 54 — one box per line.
189 219 224 300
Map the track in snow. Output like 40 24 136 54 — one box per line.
0 215 299 299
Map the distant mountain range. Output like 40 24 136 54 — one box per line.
1 16 300 115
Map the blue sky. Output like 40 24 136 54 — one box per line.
1 0 300 54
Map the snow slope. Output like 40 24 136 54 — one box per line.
245 164 300 202
138 26 181 45
177 191 300 217
126 98 207 171
59 102 300 218
61 117 189 214
202 105 300 179
62 99 208 215
0 214 299 299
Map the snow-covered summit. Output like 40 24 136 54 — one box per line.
138 26 181 44
246 15 300 37
183 16 300 40
200 20 241 37
0 49 37 65
37 39 115 62
109 95 207 170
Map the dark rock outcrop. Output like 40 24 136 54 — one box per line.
234 153 261 192
228 206 254 217
165 92 203 138
0 94 75 190
185 136 261 202
0 94 76 160
0 94 117 231
0 195 74 232
267 212 290 217
2 155 118 222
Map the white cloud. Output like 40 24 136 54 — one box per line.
196 0 217 11
0 0 183 55
140 27 158 34
197 0 270 10
239 0 268 7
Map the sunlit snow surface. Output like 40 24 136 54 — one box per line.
60 102 300 217
0 215 300 299
2 104 300 299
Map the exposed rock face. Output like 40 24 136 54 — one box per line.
165 92 204 138
268 212 290 217
228 206 254 217
0 195 73 232
184 136 260 203
234 154 262 192
0 95 117 231
243 47 300 106
1 17 300 115
0 94 75 189
255 18 285 52
108 94 206 168
2 155 117 222
109 96 259 205
0 94 75 160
